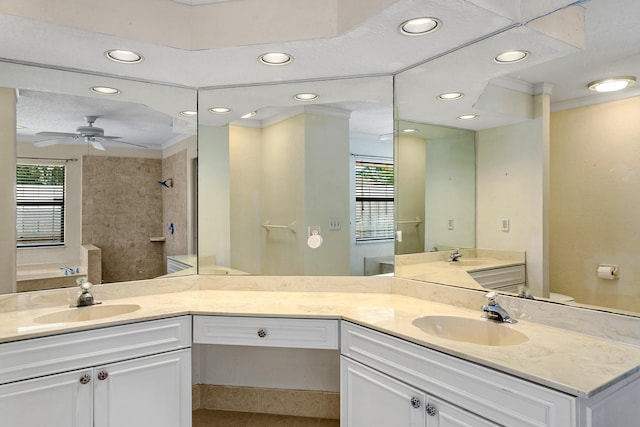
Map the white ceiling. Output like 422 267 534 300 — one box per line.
2 0 639 147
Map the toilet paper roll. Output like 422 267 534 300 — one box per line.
307 233 323 249
597 265 617 280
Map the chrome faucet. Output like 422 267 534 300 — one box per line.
447 249 463 262
481 291 517 323
71 277 101 308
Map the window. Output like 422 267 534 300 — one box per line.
16 163 65 247
355 157 394 242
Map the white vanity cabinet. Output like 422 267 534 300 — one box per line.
0 316 192 427
340 322 576 427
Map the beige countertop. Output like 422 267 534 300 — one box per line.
1 283 639 399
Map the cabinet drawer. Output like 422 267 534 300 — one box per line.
193 315 339 349
469 265 525 289
341 322 576 427
0 316 191 385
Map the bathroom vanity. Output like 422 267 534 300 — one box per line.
0 277 639 427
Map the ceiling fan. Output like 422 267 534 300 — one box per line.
34 116 147 151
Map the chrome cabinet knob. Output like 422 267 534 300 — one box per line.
257 328 267 338
426 404 437 416
79 373 91 384
97 370 109 381
410 397 421 409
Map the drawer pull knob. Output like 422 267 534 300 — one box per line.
426 404 437 416
97 370 109 381
410 397 421 409
257 328 267 338
79 373 91 385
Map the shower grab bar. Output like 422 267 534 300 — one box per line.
262 221 297 233
396 217 423 225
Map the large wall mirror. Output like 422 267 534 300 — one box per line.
393 0 640 317
1 61 197 293
197 76 394 276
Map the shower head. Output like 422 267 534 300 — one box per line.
158 178 173 188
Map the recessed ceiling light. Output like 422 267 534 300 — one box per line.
457 114 478 120
294 93 319 101
399 17 441 36
209 107 231 114
241 111 257 119
105 49 144 64
588 76 636 93
437 92 464 101
494 50 529 64
401 128 418 133
90 86 121 95
180 110 198 117
259 52 293 66
16 125 25 129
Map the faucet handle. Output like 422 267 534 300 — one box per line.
76 277 92 292
485 291 498 305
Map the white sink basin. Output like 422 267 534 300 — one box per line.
412 315 528 346
34 304 141 324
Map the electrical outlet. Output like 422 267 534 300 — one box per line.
501 218 510 232
329 218 341 230
448 218 454 230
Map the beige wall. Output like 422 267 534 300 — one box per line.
396 135 426 255
425 133 476 252
550 96 640 311
477 94 549 297
229 125 263 274
0 88 16 293
82 156 164 282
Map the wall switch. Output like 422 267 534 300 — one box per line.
501 218 510 232
447 218 454 230
329 218 341 230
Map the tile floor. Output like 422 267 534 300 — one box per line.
193 409 340 427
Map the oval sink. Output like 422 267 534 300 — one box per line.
412 315 528 346
34 304 141 324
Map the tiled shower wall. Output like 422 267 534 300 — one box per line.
163 150 188 258
82 156 165 283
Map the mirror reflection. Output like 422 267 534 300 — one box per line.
197 76 394 276
394 0 640 316
4 61 197 293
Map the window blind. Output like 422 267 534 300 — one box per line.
16 164 65 246
355 158 394 241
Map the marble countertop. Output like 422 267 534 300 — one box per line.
1 282 639 399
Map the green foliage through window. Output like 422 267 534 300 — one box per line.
16 163 65 246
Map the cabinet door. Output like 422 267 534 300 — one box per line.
342 357 426 427
93 349 191 427
426 396 498 427
0 369 92 427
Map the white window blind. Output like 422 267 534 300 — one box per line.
355 157 394 242
16 163 65 247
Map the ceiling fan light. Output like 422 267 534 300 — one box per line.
90 86 121 95
399 17 441 36
588 76 636 92
259 52 293 66
494 50 529 64
105 49 144 64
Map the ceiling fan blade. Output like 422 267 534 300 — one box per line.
33 137 78 147
36 131 78 138
95 137 148 149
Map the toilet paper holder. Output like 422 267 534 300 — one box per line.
597 264 618 280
